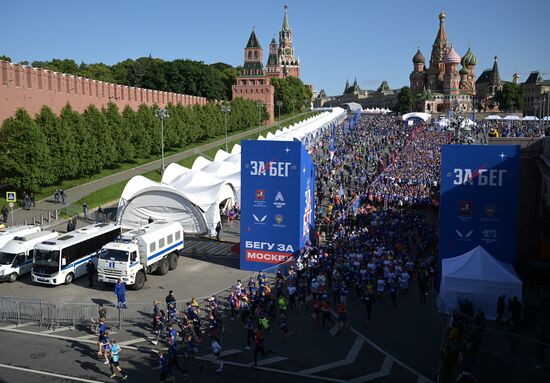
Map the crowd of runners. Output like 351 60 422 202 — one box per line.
87 115 449 381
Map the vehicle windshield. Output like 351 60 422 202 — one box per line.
0 252 16 265
99 249 129 262
33 249 60 268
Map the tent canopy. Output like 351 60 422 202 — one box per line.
503 115 521 121
439 245 522 319
117 107 346 235
402 112 431 122
484 115 502 120
522 115 539 121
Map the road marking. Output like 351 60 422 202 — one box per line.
76 331 117 340
3 322 38 329
39 326 72 333
350 356 393 382
255 356 288 366
0 362 107 383
118 338 148 346
299 337 364 374
348 327 434 383
194 356 349 383
201 348 242 360
329 322 340 336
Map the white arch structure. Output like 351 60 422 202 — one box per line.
116 108 346 235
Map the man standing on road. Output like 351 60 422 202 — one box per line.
215 221 222 241
86 259 96 287
165 290 176 310
108 339 128 380
114 279 127 309
83 202 88 219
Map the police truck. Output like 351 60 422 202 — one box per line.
97 221 184 290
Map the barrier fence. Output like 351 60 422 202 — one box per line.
0 258 294 332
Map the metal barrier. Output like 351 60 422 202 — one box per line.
0 258 295 331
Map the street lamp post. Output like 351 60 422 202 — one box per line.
256 102 262 133
276 100 282 129
447 101 473 144
155 108 169 174
221 104 231 152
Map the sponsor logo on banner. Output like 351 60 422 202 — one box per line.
254 190 267 208
455 229 473 241
252 214 267 225
481 229 497 243
273 191 285 208
256 190 265 201
273 214 285 228
245 250 293 264
484 204 496 217
458 201 472 217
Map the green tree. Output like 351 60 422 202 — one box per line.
494 83 524 112
103 102 134 162
0 109 53 192
59 104 95 177
120 106 144 160
83 105 116 170
271 77 312 115
35 105 79 181
395 86 414 114
0 55 11 62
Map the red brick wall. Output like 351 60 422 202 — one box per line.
232 76 275 124
0 61 208 121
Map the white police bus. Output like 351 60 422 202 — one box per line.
32 223 121 285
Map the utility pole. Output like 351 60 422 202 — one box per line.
155 108 169 174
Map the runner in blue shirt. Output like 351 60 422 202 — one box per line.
159 351 172 382
108 339 128 380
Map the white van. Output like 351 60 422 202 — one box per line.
0 225 42 250
0 230 59 282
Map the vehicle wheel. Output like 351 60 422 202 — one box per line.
157 258 169 275
64 273 74 285
132 271 146 290
8 273 18 283
168 253 178 270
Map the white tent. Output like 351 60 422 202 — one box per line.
522 115 539 121
439 246 522 319
503 115 521 121
117 107 347 235
402 112 431 122
484 115 502 120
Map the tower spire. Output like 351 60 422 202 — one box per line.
435 9 447 43
282 5 290 31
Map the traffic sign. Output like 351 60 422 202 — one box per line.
6 192 16 203
8 202 14 208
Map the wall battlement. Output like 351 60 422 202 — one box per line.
0 61 208 121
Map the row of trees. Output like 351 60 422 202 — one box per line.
0 99 267 192
271 77 313 115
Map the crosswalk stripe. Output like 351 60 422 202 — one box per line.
118 338 148 346
201 348 242 360
39 326 72 333
256 356 288 366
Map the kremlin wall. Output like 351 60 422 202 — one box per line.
0 60 208 122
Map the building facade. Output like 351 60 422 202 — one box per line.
231 29 275 123
522 71 550 116
409 11 477 113
475 57 503 112
314 79 397 109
